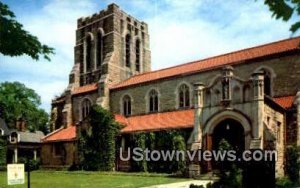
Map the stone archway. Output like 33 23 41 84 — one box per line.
212 118 245 151
201 110 252 172
203 110 252 150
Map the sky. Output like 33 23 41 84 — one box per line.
0 0 299 113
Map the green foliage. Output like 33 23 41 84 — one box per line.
128 130 188 174
18 157 40 171
263 0 300 33
213 139 242 188
80 105 122 171
189 184 205 188
213 164 243 188
0 138 6 166
131 133 147 172
0 81 49 133
0 1 54 60
276 176 293 188
285 145 300 183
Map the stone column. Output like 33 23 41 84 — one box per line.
191 82 205 149
188 82 205 178
14 148 18 163
251 71 264 149
33 150 37 161
295 91 300 146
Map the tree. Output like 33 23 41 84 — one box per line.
79 105 122 171
0 81 49 133
0 1 54 61
263 0 300 33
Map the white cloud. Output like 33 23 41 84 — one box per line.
1 0 299 112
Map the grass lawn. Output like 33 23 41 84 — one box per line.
0 171 189 188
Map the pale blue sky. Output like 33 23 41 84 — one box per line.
0 0 299 112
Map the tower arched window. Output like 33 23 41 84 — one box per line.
178 84 190 108
123 95 131 116
135 39 140 72
81 98 92 120
85 35 92 72
262 69 272 96
149 89 159 112
97 32 103 68
125 34 131 67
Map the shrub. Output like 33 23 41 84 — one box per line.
18 157 40 171
285 145 300 183
276 176 293 188
0 137 7 167
189 184 204 188
79 105 122 171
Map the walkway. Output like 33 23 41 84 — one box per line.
141 180 213 188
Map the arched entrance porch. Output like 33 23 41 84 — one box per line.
202 110 252 171
212 118 245 151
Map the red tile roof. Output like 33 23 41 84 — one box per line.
274 96 295 109
72 83 98 95
42 126 76 143
111 37 300 90
115 109 194 133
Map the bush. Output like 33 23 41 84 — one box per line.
285 145 300 183
189 184 204 188
18 157 40 171
79 105 122 171
0 137 7 166
276 177 293 188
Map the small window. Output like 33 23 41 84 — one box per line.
135 39 140 72
277 122 281 143
10 132 18 143
81 98 92 120
262 69 272 96
125 34 131 67
123 95 131 116
85 35 92 72
178 84 190 108
53 143 63 157
97 32 103 68
149 89 159 112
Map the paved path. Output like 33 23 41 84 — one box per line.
141 180 213 188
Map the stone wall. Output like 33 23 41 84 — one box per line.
264 104 284 177
41 141 76 167
110 53 300 116
72 92 99 123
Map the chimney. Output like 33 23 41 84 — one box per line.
16 116 26 132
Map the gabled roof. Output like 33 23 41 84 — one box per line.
42 126 76 143
0 118 10 136
273 95 295 109
18 131 44 143
115 109 194 133
72 83 97 95
111 37 300 90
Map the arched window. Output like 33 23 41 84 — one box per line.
243 85 251 102
123 95 131 116
262 69 272 96
178 84 190 108
81 98 92 120
233 86 241 103
85 35 92 72
205 90 211 107
125 34 131 67
135 39 140 72
97 32 103 68
149 89 159 112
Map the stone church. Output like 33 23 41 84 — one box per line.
41 3 300 177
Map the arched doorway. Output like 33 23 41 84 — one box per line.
211 119 245 170
212 118 245 151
